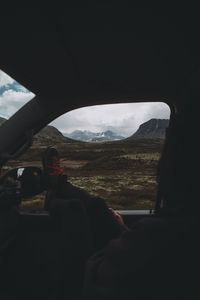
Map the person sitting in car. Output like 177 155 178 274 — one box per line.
42 146 127 251
42 146 198 300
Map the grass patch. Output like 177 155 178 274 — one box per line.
3 138 164 211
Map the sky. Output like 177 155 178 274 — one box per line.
51 102 170 137
0 70 35 118
0 69 170 137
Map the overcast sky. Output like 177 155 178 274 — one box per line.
51 102 170 137
0 69 170 137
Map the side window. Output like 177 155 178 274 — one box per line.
0 69 38 210
0 69 35 119
2 102 170 213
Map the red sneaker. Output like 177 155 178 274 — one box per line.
42 147 65 188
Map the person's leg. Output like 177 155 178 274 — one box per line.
54 176 125 250
42 147 124 250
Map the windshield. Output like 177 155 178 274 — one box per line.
0 69 35 121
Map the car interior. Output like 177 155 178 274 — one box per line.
0 4 199 300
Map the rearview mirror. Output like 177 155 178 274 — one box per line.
0 166 44 198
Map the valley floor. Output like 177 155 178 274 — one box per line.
4 138 164 211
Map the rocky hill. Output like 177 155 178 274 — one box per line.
128 119 169 140
34 125 77 145
65 130 125 142
34 125 65 144
0 117 75 145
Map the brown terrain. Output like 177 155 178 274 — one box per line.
1 118 167 212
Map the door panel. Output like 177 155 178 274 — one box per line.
120 210 154 227
0 207 20 298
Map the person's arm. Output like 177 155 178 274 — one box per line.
108 207 129 231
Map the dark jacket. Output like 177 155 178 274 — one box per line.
83 214 199 300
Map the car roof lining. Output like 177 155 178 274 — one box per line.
1 5 200 106
0 4 198 162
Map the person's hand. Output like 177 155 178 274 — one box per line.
109 208 125 226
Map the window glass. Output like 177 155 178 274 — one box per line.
0 69 35 122
3 102 170 212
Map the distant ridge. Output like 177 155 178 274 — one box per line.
65 130 125 142
0 117 169 144
127 119 169 140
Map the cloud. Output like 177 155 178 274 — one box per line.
0 89 35 119
0 69 35 119
51 102 170 137
0 70 15 88
0 70 170 136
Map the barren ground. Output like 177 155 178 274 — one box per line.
3 138 164 212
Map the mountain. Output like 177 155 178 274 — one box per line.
34 125 65 144
0 117 74 145
65 130 95 141
1 116 169 144
34 125 76 145
128 119 169 140
91 130 125 142
64 130 125 142
65 119 169 142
